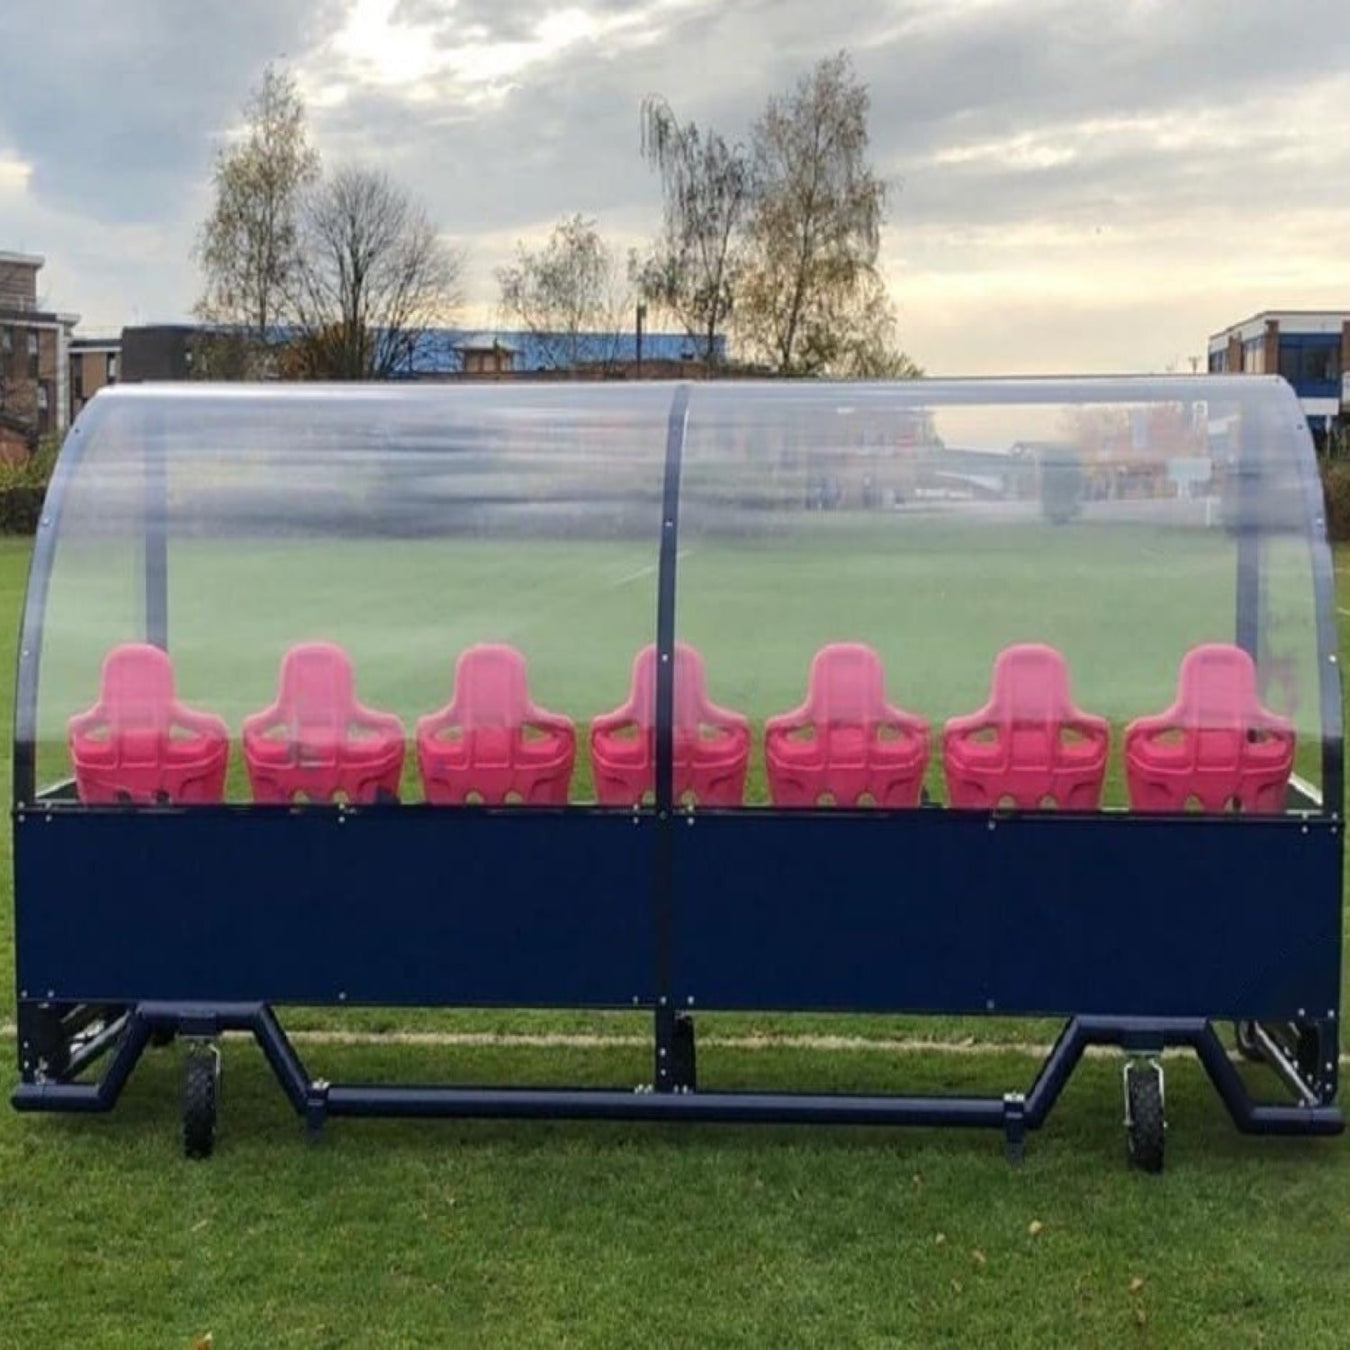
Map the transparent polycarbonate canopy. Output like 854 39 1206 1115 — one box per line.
20 376 1337 811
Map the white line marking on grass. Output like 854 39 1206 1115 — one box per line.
609 565 656 587
6 1024 1345 1064
1338 608 1350 617
609 550 693 588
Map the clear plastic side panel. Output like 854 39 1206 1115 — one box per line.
35 384 671 805
1236 393 1329 808
675 378 1325 813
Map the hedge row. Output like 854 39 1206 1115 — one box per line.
1321 458 1350 543
0 440 56 534
0 486 45 534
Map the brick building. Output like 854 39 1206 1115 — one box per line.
0 252 78 440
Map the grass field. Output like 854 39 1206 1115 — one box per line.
2 533 1349 1347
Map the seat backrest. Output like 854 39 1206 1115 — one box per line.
1172 643 1258 727
627 642 716 733
275 642 357 741
97 643 177 762
804 643 888 725
1172 644 1266 769
452 644 532 727
986 644 1075 725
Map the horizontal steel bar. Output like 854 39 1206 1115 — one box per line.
1243 1105 1344 1136
323 1084 1010 1126
135 1001 270 1029
12 1082 111 1113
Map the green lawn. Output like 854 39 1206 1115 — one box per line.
2 534 1349 1347
31 519 1324 804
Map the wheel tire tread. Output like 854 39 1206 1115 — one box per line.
182 1050 217 1160
1126 1065 1164 1174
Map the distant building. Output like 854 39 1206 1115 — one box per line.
454 334 519 377
0 251 78 439
69 336 120 422
392 328 717 378
118 325 199 382
111 324 723 383
1208 311 1350 440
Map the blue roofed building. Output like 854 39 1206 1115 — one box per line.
396 328 719 378
114 323 727 384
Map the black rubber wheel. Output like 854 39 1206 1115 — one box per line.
182 1047 219 1160
1125 1063 1165 1174
1234 1020 1263 1064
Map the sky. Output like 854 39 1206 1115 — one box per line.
3 0 1350 375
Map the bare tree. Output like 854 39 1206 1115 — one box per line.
740 52 902 377
0 377 35 442
0 334 40 439
194 65 319 370
287 167 464 380
808 271 922 379
638 97 750 370
496 215 632 370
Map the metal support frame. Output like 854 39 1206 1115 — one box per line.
1244 1016 1339 1105
11 1004 1343 1147
651 385 689 1090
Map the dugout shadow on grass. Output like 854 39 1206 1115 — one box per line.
9 375 1344 1170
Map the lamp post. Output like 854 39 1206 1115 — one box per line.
636 302 647 380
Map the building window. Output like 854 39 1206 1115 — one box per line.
107 353 118 382
71 356 84 403
1208 350 1226 373
26 330 38 379
1277 338 1340 387
35 382 50 434
1242 337 1265 374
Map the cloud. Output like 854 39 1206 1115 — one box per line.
0 1 349 224
4 0 1350 370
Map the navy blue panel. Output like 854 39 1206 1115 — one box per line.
15 810 655 1007
672 813 1342 1020
16 808 1342 1021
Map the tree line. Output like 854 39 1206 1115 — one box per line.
195 54 917 380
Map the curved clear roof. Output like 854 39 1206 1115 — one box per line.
20 376 1337 813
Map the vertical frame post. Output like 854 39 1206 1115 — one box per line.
653 384 690 1090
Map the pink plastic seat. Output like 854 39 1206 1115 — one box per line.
242 642 405 804
68 643 230 804
417 644 576 805
1125 644 1295 814
944 644 1109 810
766 643 930 807
590 643 750 806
